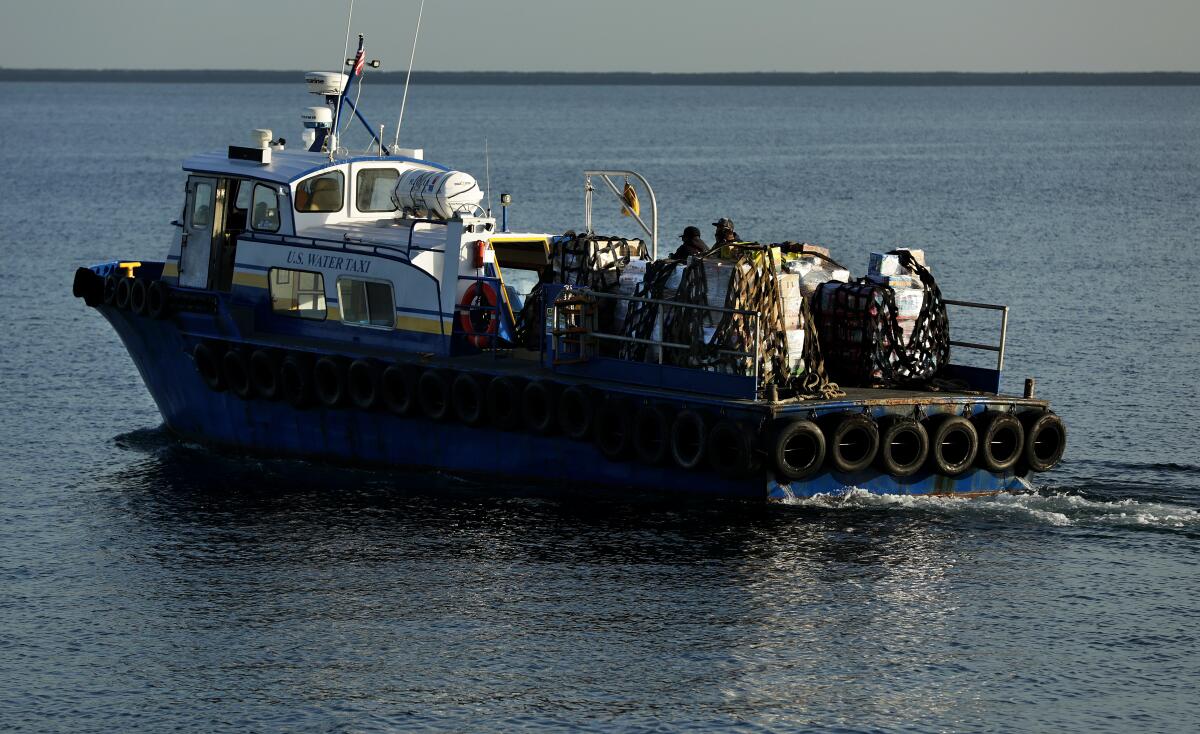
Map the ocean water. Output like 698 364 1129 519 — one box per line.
1 82 1199 732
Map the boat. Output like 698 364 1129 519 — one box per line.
69 32 1066 502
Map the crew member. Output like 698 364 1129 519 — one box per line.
712 217 739 245
671 226 707 260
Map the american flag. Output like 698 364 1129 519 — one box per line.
352 36 365 76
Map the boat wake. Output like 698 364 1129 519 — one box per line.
779 488 1200 530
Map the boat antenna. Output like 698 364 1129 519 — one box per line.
484 137 493 216
330 0 356 161
392 0 426 150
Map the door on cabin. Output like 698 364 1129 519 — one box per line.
179 176 220 289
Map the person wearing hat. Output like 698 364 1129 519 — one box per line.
671 225 707 260
712 218 739 245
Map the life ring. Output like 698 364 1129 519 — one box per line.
557 385 594 440
822 413 880 474
487 376 523 430
875 416 928 477
1020 411 1067 473
222 350 253 399
631 404 670 465
280 353 313 409
669 410 708 470
925 414 978 476
250 349 281 401
348 359 381 411
770 419 826 481
458 282 499 348
451 372 486 425
313 356 347 408
974 411 1024 472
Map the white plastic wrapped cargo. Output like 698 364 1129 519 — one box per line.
391 169 484 219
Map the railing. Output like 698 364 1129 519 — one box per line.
583 170 658 259
942 299 1009 372
549 288 763 384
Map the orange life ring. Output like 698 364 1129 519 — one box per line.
458 282 499 347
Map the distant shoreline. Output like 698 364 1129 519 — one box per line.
2 69 1200 86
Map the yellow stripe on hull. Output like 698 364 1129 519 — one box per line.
232 271 268 289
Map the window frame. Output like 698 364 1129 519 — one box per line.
250 183 281 233
268 267 327 321
294 170 346 214
355 167 401 213
336 276 396 330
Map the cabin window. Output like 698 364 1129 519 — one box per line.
251 184 281 232
269 268 326 320
356 168 400 212
337 278 394 329
190 181 214 227
294 171 345 213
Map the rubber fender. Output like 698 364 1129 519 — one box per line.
114 276 133 310
594 398 632 460
103 273 120 306
706 419 758 478
417 370 451 421
280 353 314 409
521 381 557 434
129 278 149 316
875 416 929 478
770 419 827 481
822 413 880 475
631 404 671 465
313 356 348 408
486 376 523 430
193 342 225 392
925 414 979 476
381 364 416 416
146 280 171 319
73 268 102 306
669 410 709 470
557 385 594 441
974 411 1025 472
348 359 382 411
1020 411 1067 473
222 349 253 400
451 372 486 426
249 350 281 401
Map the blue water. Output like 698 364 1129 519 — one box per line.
2 82 1199 732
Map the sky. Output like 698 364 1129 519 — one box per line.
2 0 1199 73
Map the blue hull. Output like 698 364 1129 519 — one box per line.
100 305 1030 501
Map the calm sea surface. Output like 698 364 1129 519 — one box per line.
1 82 1198 732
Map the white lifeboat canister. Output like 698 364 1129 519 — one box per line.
391 170 484 220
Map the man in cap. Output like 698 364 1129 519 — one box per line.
712 218 739 245
671 225 708 261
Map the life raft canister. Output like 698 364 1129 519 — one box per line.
457 281 499 348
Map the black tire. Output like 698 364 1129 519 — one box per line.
594 398 632 460
103 273 120 305
670 410 709 470
417 370 451 421
707 419 758 478
313 356 347 408
875 416 929 477
926 414 979 476
74 268 102 306
557 385 594 440
147 280 171 319
222 349 253 399
1021 411 1067 473
521 381 556 434
129 278 149 316
381 364 415 416
770 419 826 481
631 404 670 465
486 376 523 430
975 411 1025 472
249 349 280 400
193 342 225 392
114 276 133 310
451 372 486 426
280 353 314 409
823 413 880 474
348 359 381 411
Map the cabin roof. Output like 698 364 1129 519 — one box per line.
182 149 449 184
